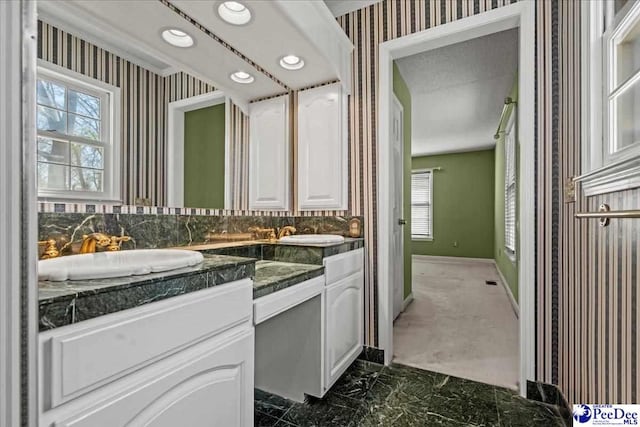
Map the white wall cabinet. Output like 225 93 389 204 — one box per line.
39 279 254 427
323 249 364 390
249 95 290 211
297 83 348 211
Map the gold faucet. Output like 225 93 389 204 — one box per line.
38 239 60 259
249 227 277 242
79 233 113 253
277 226 296 240
107 235 131 251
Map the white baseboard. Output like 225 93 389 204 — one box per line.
402 293 414 311
494 263 519 318
412 254 495 264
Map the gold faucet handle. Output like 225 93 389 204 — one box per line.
107 235 131 251
38 239 60 259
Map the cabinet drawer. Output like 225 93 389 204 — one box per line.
39 279 252 410
253 275 324 324
323 248 364 285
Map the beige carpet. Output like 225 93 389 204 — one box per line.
393 256 519 390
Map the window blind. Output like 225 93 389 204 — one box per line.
505 126 516 253
411 170 432 239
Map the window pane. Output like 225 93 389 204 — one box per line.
68 113 100 141
71 143 103 169
68 90 101 119
37 137 69 164
615 18 640 85
38 162 68 190
37 106 67 133
37 79 66 109
613 79 640 150
71 167 103 192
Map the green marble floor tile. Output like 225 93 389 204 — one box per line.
255 410 281 427
494 388 564 427
281 394 365 427
255 388 294 419
331 362 382 400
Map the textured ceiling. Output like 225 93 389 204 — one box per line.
395 29 518 157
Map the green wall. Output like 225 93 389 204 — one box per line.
411 150 495 259
393 62 413 299
494 83 519 301
184 104 225 209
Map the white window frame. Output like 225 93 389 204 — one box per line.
36 60 121 202
579 0 640 196
411 168 433 241
504 112 517 258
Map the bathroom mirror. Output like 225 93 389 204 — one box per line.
36 0 291 212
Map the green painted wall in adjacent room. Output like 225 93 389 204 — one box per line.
494 83 519 301
393 62 413 299
184 104 225 209
412 150 495 259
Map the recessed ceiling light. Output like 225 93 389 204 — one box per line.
218 1 252 25
161 29 194 48
230 71 254 84
279 55 305 70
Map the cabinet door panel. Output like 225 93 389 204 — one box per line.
325 272 363 388
297 83 347 210
46 330 254 427
249 95 290 211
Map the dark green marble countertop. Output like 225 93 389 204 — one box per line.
204 237 364 265
253 260 324 299
39 254 255 331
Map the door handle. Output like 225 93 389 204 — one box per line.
398 219 407 225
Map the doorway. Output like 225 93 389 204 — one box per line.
377 1 535 397
167 91 230 208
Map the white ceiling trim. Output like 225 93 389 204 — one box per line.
323 0 383 17
38 2 172 76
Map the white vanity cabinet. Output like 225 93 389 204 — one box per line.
297 83 348 211
249 94 290 211
38 279 254 427
323 248 364 389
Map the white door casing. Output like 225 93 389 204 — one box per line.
377 1 536 398
297 82 348 211
249 95 291 211
391 95 404 321
166 91 229 208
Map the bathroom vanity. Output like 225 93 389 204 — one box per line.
37 238 364 427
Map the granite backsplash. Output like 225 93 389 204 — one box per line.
38 214 364 257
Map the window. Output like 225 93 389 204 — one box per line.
36 63 120 201
504 115 516 255
411 170 432 240
580 0 640 195
603 0 640 162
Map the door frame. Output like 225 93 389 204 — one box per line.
1 1 38 425
391 93 404 320
166 91 230 208
377 1 535 397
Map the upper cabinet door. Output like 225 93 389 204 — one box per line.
297 83 348 211
249 95 291 211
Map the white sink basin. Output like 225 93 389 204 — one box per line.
279 235 345 245
38 249 204 282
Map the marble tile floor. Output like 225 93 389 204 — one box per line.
254 360 566 426
393 257 519 390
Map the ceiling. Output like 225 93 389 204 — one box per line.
323 0 383 17
38 1 353 110
394 29 518 157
